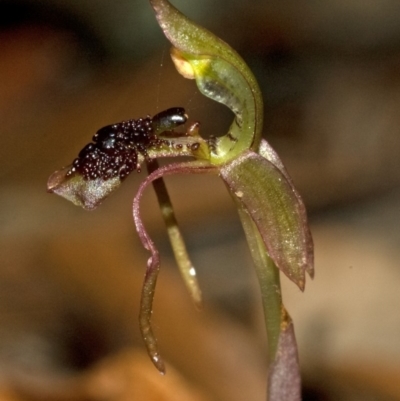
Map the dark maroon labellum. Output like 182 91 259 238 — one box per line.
66 108 187 181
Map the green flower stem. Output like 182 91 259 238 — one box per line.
146 160 202 307
235 200 282 362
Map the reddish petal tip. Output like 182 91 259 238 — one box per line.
47 166 121 210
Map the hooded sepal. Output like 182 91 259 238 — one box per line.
149 0 263 162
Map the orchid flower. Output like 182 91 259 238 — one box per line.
48 1 314 399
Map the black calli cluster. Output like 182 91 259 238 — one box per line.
66 108 187 181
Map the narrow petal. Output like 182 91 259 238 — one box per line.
132 160 217 372
220 149 313 290
268 309 301 401
47 167 121 211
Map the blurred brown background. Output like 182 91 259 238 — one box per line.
1 0 400 400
